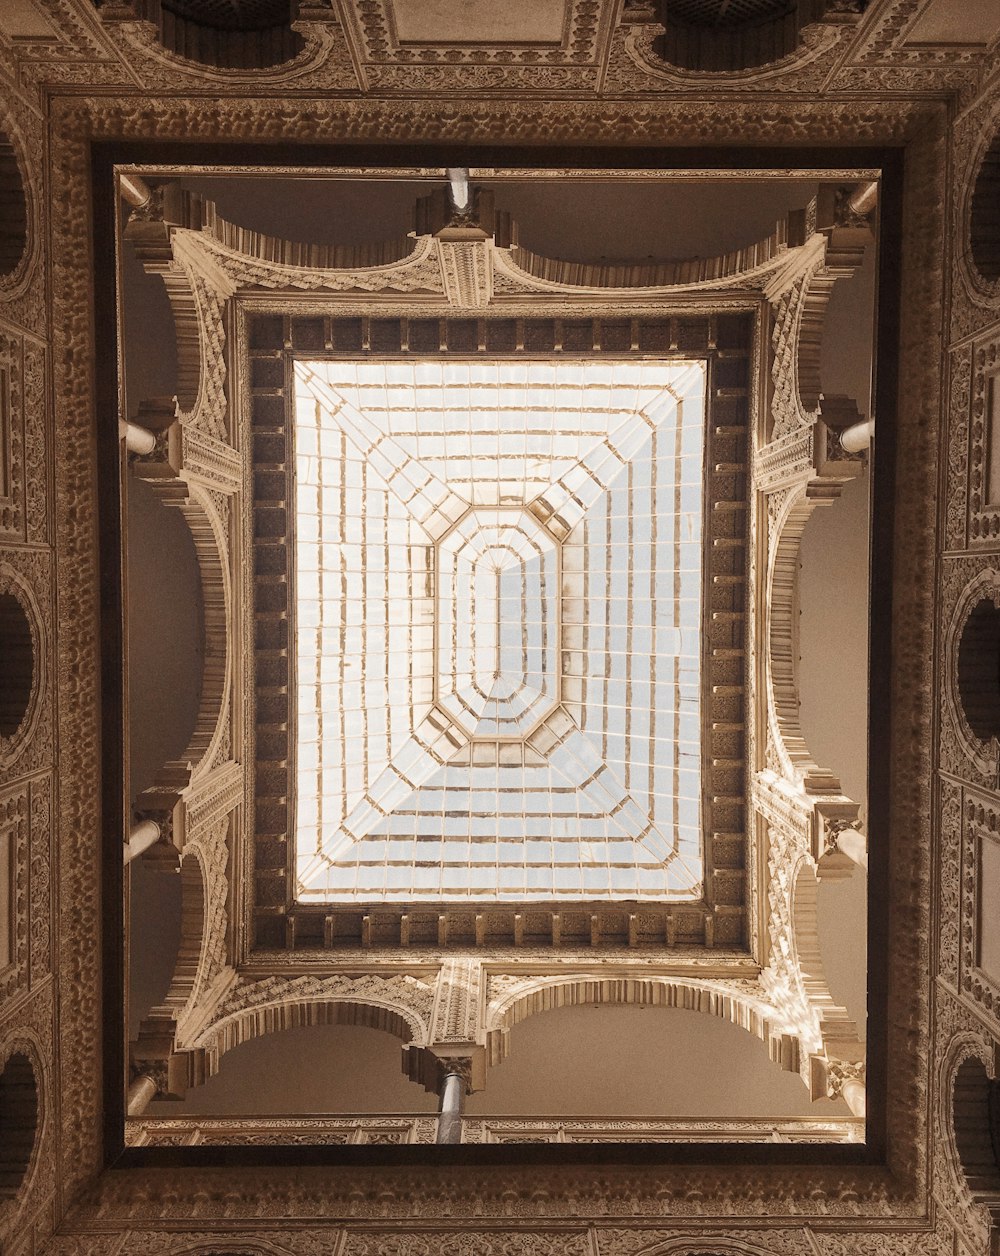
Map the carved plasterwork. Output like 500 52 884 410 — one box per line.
958 791 1000 1024
341 1234 591 1256
0 549 51 782
167 194 848 310
335 0 611 93
185 223 446 298
462 1115 863 1145
951 84 1000 346
945 345 973 552
610 19 848 97
0 983 55 1251
941 560 1000 786
0 3 960 1244
483 972 798 1072
0 100 43 327
127 1115 438 1147
97 20 357 93
957 97 1000 308
0 331 26 542
932 989 1000 1254
0 783 29 1004
175 970 437 1087
969 331 1000 544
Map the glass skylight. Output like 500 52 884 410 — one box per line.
293 359 706 902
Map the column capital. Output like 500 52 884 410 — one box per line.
403 1044 486 1095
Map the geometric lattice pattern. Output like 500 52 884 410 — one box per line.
293 359 706 901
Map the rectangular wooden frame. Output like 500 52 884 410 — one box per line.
248 309 752 953
92 143 901 1171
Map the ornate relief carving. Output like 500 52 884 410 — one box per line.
189 228 445 298
0 549 50 781
430 957 482 1046
49 101 104 1193
99 20 356 92
0 783 29 1004
958 104 1000 307
461 1117 861 1145
941 560 1000 785
0 984 55 1249
0 102 43 324
127 1115 438 1147
951 88 1000 344
767 223 866 443
114 1230 332 1255
607 22 846 97
0 332 25 541
593 1234 812 1256
342 0 606 69
937 779 963 989
495 209 815 296
932 994 1000 1255
27 775 50 984
958 791 1000 1023
342 1235 591 1256
26 49 953 1248
181 971 437 1083
483 973 794 1073
946 345 973 552
969 331 1000 544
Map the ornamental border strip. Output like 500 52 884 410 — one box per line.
246 309 752 954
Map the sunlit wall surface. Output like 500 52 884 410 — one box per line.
293 359 706 901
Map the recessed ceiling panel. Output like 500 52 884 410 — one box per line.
389 0 567 45
293 358 706 902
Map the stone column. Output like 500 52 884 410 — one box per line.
840 1078 866 1118
841 418 875 453
126 1072 160 1116
846 180 877 219
436 1067 465 1144
124 818 161 864
119 172 152 210
119 418 157 456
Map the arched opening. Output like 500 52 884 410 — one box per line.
127 476 203 797
0 135 27 278
137 0 304 70
971 131 1000 284
797 470 870 804
0 1051 38 1201
0 592 33 740
654 0 846 73
470 1005 835 1118
957 597 1000 742
148 1023 437 1115
128 855 182 1039
952 1056 1000 1201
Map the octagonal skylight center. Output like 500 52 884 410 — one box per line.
435 506 560 740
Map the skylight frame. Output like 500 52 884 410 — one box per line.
247 309 752 951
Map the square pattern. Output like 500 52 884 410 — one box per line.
293 359 706 901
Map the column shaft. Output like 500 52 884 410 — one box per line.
119 418 157 456
126 1074 158 1116
435 1071 464 1145
841 418 875 453
841 1079 866 1118
125 818 161 864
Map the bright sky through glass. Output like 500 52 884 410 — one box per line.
293 359 706 901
